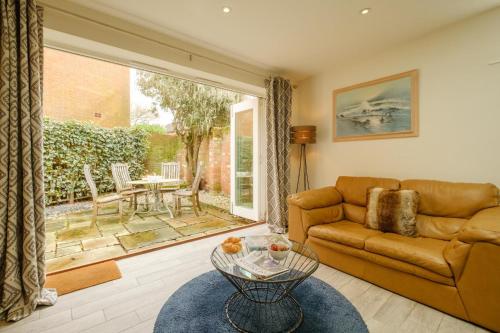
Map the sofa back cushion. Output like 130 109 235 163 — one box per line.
336 176 400 206
343 203 366 224
415 214 467 241
401 179 499 218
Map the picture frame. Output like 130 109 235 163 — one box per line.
332 70 419 142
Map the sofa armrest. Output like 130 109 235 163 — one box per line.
287 187 344 244
287 186 342 210
458 206 500 246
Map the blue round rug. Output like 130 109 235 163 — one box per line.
154 270 368 333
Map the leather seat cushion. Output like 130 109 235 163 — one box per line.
308 236 455 286
365 233 452 277
308 221 382 249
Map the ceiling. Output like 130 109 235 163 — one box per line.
69 0 500 81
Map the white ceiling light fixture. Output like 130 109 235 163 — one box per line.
360 8 371 15
222 6 231 14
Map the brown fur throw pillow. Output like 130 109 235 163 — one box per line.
365 187 420 237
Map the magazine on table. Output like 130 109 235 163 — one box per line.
234 252 289 280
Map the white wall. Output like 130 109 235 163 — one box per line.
293 7 500 189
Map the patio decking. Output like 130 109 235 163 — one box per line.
45 192 255 273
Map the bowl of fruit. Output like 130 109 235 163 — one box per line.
268 238 291 261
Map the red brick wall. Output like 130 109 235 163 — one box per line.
43 48 130 128
176 130 231 195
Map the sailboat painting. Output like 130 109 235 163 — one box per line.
333 70 419 142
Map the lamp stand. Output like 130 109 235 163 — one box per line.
295 143 310 192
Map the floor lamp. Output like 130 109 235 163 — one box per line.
290 126 316 192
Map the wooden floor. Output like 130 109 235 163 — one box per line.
0 224 489 333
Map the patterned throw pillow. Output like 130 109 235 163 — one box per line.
365 187 420 237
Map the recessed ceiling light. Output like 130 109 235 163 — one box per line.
360 8 371 15
222 6 231 14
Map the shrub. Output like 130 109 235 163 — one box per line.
43 119 150 205
144 133 181 174
133 123 166 134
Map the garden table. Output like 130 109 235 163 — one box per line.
128 178 181 218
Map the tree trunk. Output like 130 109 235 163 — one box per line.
184 134 204 179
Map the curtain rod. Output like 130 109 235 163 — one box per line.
41 3 270 80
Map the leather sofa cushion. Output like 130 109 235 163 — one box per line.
288 186 342 210
416 214 467 241
308 237 455 286
365 233 452 277
308 220 381 249
336 176 400 206
343 203 366 224
401 179 499 218
301 204 344 229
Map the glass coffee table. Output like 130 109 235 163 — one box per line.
211 237 319 333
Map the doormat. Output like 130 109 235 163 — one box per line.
45 260 121 295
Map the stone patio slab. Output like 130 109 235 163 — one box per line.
56 244 82 257
176 219 234 236
118 227 181 251
57 226 100 243
45 219 67 233
124 216 169 233
46 232 56 253
47 245 126 272
82 236 119 251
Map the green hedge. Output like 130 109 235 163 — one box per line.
43 119 150 205
144 133 181 174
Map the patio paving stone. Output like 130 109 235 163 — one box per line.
45 219 67 233
45 232 56 253
57 226 101 243
124 216 169 233
82 236 119 251
100 225 129 237
204 226 231 235
118 227 182 251
163 219 188 228
176 219 234 236
67 220 93 229
45 252 56 260
57 240 81 248
56 244 82 257
64 214 94 223
47 245 126 272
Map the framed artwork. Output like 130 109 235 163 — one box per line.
332 70 419 142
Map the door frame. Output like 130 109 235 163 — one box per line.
230 98 260 221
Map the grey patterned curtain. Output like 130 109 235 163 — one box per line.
0 0 55 321
266 77 292 233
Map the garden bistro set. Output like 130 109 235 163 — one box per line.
83 161 204 222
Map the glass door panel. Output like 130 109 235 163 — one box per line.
235 109 253 208
231 99 259 221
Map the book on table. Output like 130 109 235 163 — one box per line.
234 252 289 280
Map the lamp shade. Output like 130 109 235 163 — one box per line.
290 126 316 144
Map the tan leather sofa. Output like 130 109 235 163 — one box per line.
288 176 500 332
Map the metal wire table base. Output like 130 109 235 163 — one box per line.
225 291 303 333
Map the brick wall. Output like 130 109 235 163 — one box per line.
175 130 231 195
43 48 130 128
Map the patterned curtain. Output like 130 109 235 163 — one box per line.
0 0 56 321
266 77 292 233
